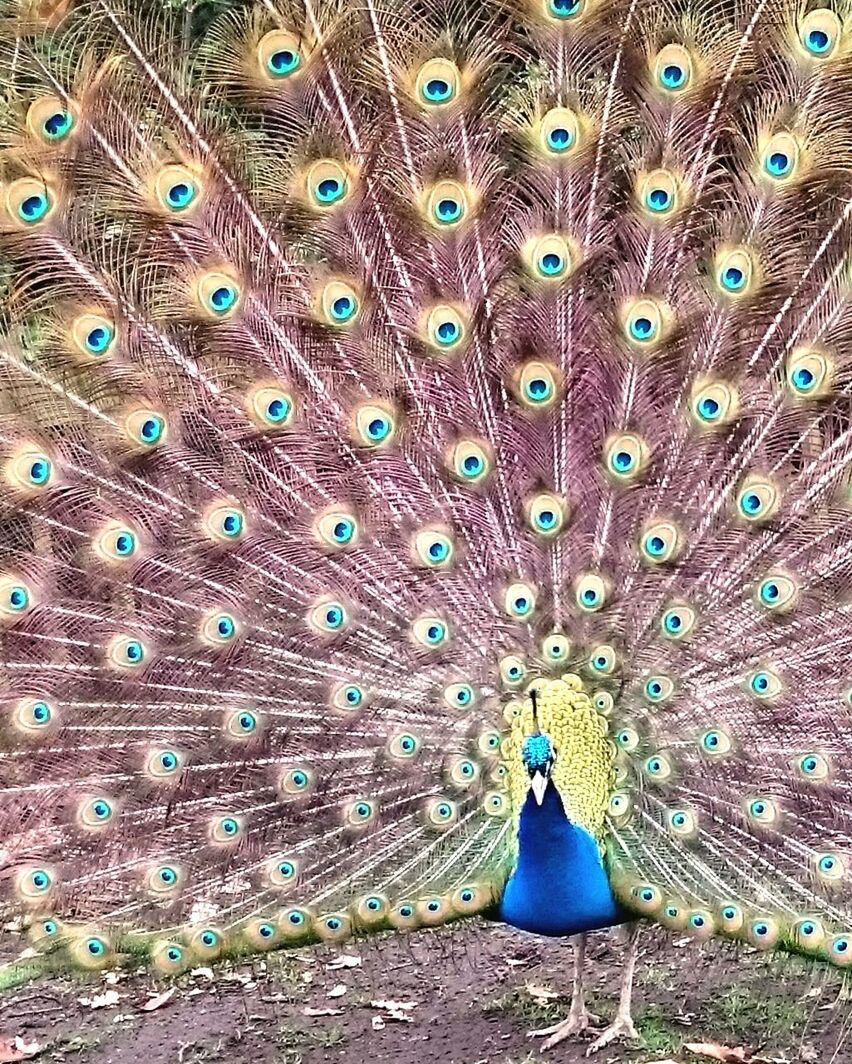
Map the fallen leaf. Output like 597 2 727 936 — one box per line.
685 1043 750 1062
370 1000 417 1023
0 1036 43 1062
326 954 361 970
327 984 347 999
79 990 120 1010
525 983 559 1003
304 1007 345 1017
140 988 175 1012
190 967 213 981
371 1016 386 1031
644 1059 679 1064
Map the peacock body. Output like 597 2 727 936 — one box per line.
3 0 852 1049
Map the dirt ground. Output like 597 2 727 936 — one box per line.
1 921 850 1064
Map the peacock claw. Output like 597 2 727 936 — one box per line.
584 1012 639 1056
528 1007 603 1050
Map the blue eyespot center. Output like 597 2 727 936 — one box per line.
698 396 720 419
631 315 653 339
44 111 73 139
367 417 389 440
166 181 194 209
437 320 459 344
19 193 50 222
614 450 634 471
547 127 573 151
647 188 670 211
425 78 451 101
662 63 685 88
539 252 564 276
269 49 299 75
767 151 790 177
85 325 112 353
316 177 344 204
32 702 51 723
550 0 581 18
436 197 461 222
266 397 290 422
29 458 51 484
723 266 745 290
807 28 830 53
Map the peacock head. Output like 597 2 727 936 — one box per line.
521 729 555 806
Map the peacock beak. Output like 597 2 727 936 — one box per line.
531 770 548 806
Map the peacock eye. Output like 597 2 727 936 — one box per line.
416 59 461 107
547 0 583 20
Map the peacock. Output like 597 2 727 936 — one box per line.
3 0 852 1054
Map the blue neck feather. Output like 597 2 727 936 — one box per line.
498 778 628 936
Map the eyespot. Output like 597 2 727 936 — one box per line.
756 572 798 613
416 896 451 927
736 476 780 523
667 807 697 838
106 634 148 670
72 935 112 969
699 728 732 757
829 934 852 966
257 30 304 81
614 726 639 753
452 884 488 915
389 900 420 930
746 796 780 827
604 432 649 482
4 445 54 494
444 682 476 710
760 131 801 184
747 917 780 950
490 762 508 785
793 916 824 950
306 159 351 210
608 791 633 821
353 401 397 448
5 177 56 227
31 917 63 946
145 864 183 895
503 699 522 725
575 573 608 612
424 303 469 355
78 796 116 830
154 164 202 214
714 246 758 299
267 857 299 887
411 615 450 650
0 576 33 620
425 796 459 830
314 507 360 552
786 347 833 399
815 852 845 883
689 378 738 428
388 732 421 760
643 675 673 703
644 752 673 782
308 596 350 635
280 766 314 796
654 43 694 93
498 655 526 688
747 668 782 700
331 682 365 712
200 502 246 547
636 168 682 219
796 752 830 781
245 918 281 949
660 603 696 640
246 383 295 429
425 179 470 228
483 791 508 817
448 757 481 788
355 894 389 924
496 580 536 624
686 909 715 941
522 233 578 282
592 690 614 715
318 279 361 327
280 908 312 940
622 296 670 349
209 814 244 843
477 730 502 757
525 491 568 537
144 748 185 780
640 519 682 565
92 522 139 565
447 437 492 484
195 270 241 318
538 107 582 157
415 58 461 107
588 644 617 676
717 903 744 933
123 408 167 449
413 528 455 569
344 798 378 828
26 95 78 143
13 698 56 735
514 359 562 412
541 633 570 663
317 912 352 942
798 10 842 59
71 312 117 360
631 884 662 913
189 927 224 958
545 0 585 19
660 902 687 929
224 708 261 740
16 867 55 903
200 609 239 647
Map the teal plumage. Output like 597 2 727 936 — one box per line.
4 0 852 1053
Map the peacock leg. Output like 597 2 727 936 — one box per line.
586 922 641 1056
528 932 601 1049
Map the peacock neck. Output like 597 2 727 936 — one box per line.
498 778 628 937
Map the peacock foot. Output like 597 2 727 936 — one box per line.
584 1011 639 1056
527 1005 602 1050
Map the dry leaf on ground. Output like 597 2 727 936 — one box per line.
0 1036 43 1062
685 1043 750 1062
140 988 176 1012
